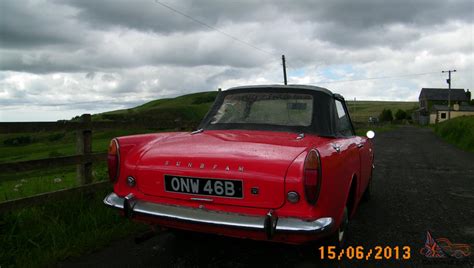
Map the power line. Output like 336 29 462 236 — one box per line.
154 1 276 57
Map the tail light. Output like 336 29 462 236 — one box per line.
304 149 322 204
108 139 120 183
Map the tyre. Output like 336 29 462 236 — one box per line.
327 206 349 248
362 167 373 202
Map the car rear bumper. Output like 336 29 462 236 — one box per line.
104 192 333 237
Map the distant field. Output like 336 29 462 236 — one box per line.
346 100 418 123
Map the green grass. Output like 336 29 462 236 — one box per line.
346 100 418 123
94 91 218 124
0 163 107 202
434 116 474 152
355 123 398 137
0 128 158 201
0 188 147 267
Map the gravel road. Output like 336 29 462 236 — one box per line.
60 126 474 267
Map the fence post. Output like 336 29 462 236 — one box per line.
76 114 92 185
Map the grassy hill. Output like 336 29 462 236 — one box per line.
94 91 418 125
93 91 218 124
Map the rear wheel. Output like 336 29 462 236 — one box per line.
328 207 349 248
362 167 373 202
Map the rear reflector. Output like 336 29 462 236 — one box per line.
303 149 321 204
108 139 120 183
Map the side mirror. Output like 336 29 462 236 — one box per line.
366 130 375 139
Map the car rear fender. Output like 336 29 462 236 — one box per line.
278 145 339 220
279 141 359 227
113 132 185 194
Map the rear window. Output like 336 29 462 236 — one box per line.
210 93 313 127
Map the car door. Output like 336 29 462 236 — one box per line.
355 135 372 194
333 98 361 197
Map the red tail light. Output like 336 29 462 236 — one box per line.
304 149 321 204
108 139 120 183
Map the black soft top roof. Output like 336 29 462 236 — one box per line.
226 84 334 96
199 85 351 137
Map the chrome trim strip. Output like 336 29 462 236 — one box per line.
191 128 204 135
276 217 333 233
104 192 334 234
190 197 214 202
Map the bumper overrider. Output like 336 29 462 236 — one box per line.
104 192 333 239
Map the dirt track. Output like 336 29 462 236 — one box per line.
60 126 474 267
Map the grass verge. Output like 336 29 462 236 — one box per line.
434 116 474 152
0 163 107 202
0 187 146 267
355 123 399 136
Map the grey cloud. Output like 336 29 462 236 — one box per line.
0 0 472 121
101 74 117 81
2 0 471 74
315 22 422 49
65 0 274 33
0 29 270 74
65 0 204 33
275 0 473 49
66 0 473 34
279 0 473 28
64 0 473 50
85 72 96 79
206 68 246 85
0 0 85 48
0 49 89 73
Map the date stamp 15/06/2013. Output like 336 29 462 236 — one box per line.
318 246 411 261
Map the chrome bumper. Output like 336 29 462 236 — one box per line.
104 192 333 236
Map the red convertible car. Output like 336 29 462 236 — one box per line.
104 85 374 246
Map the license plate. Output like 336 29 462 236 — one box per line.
164 175 243 198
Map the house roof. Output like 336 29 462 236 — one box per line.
419 88 468 101
431 105 474 112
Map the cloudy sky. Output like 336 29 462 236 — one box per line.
0 0 472 121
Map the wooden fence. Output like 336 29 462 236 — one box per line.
0 114 157 211
0 114 102 184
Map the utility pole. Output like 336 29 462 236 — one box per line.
282 55 287 85
442 69 456 120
